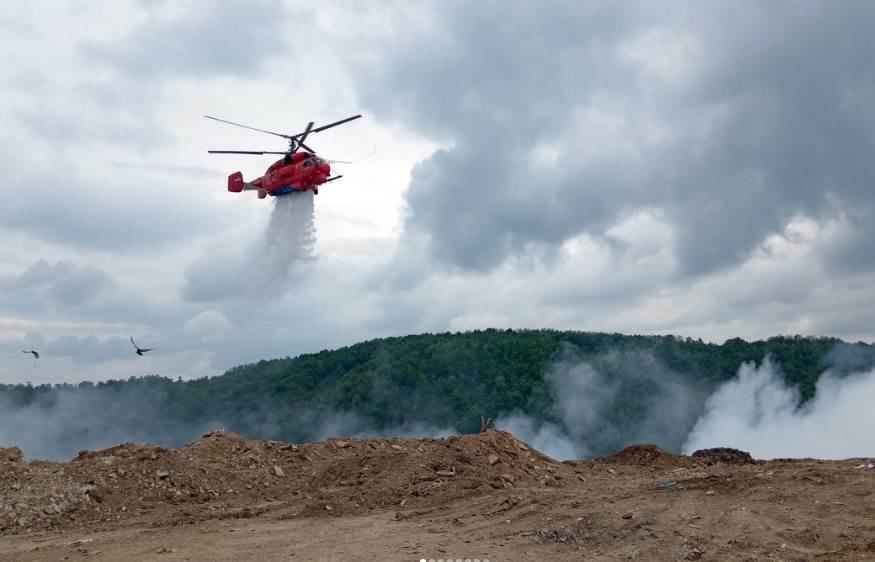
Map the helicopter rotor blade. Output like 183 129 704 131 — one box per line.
204 115 292 139
311 114 362 133
291 122 315 153
207 150 288 155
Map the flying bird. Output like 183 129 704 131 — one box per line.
131 337 155 356
22 350 39 359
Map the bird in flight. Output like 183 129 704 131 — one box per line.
21 350 39 359
131 337 155 356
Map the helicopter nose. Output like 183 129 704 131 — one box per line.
319 161 330 174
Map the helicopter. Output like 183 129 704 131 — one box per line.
205 114 362 198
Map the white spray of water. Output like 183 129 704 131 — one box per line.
182 191 317 301
683 359 875 459
258 191 316 278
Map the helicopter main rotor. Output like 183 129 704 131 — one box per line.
205 114 362 156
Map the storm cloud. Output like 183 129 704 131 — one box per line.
350 2 875 274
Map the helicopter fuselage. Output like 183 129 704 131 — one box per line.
228 153 331 198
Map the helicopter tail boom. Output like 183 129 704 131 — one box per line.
228 172 257 193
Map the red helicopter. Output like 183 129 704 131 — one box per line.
206 114 361 198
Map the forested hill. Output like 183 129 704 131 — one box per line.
2 330 874 460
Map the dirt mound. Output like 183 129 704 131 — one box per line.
601 444 689 469
0 429 575 536
0 447 22 463
691 447 757 465
4 433 875 561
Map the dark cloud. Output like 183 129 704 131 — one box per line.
350 2 875 275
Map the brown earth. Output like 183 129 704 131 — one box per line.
2 431 875 561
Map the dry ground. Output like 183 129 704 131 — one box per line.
2 430 874 561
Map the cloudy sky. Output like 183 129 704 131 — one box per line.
2 0 874 385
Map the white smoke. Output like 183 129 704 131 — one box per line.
0 386 223 460
494 360 604 460
496 350 705 461
683 359 875 459
496 414 583 461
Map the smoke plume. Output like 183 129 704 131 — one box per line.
0 382 221 460
683 359 875 459
4 341 875 462
0 384 457 461
496 349 707 460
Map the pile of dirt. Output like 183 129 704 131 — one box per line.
1 447 23 463
691 447 758 465
4 432 875 561
0 428 575 536
600 444 691 469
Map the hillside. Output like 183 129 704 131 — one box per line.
2 330 874 460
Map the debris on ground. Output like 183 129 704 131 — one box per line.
691 447 757 465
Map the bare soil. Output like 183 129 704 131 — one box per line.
2 430 874 561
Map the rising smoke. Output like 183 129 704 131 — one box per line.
683 359 875 459
0 382 457 461
496 349 708 461
4 341 875 461
498 349 875 461
0 382 223 460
